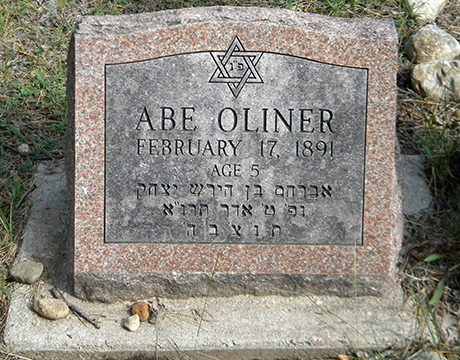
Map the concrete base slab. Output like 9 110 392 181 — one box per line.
2 160 428 359
5 284 418 360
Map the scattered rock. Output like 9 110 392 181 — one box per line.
356 351 369 359
122 314 140 332
407 0 448 25
149 307 166 325
407 350 447 360
17 143 30 155
411 60 460 101
405 24 460 64
402 155 433 217
439 313 459 345
39 0 59 26
10 261 43 284
33 298 70 320
131 301 150 322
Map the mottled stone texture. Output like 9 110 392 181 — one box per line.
67 6 401 302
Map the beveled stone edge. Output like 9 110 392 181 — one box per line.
75 6 397 44
74 272 397 302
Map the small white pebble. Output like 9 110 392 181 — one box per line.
123 314 140 331
17 143 30 154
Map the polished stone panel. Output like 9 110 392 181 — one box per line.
105 51 368 245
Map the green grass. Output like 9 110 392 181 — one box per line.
0 0 459 359
420 106 460 199
399 87 460 358
0 0 71 339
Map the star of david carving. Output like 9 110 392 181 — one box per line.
209 37 263 98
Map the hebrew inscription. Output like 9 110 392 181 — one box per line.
105 39 368 244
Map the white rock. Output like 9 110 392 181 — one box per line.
17 143 30 155
405 24 460 64
10 261 43 284
407 0 448 24
412 60 460 101
122 314 140 331
34 298 70 320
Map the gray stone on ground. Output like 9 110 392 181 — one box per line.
407 0 448 24
405 24 460 64
407 350 447 360
412 60 460 101
17 143 30 155
39 0 59 26
439 313 459 345
33 297 70 320
10 260 43 284
122 314 140 332
402 155 433 217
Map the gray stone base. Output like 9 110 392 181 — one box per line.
2 160 430 359
4 283 419 360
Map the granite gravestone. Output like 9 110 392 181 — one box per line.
67 6 401 302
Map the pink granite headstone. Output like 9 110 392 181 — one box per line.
67 6 402 302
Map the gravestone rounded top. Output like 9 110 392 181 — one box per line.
75 6 397 43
